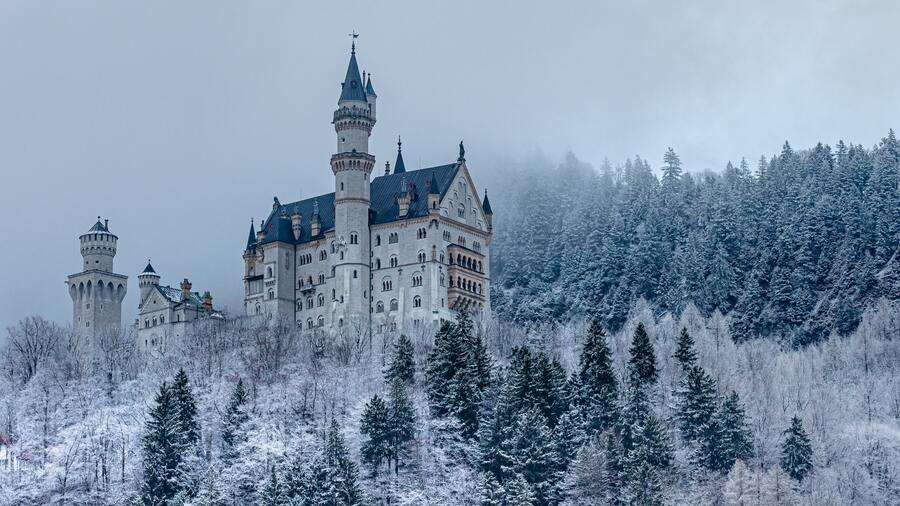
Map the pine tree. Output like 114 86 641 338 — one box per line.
601 434 626 506
507 407 558 504
675 365 722 471
504 473 537 505
258 465 287 506
385 334 415 385
359 394 390 476
307 420 363 505
780 416 813 481
577 320 620 435
387 379 416 473
718 391 754 470
673 327 697 370
194 465 225 506
633 415 673 472
479 472 504 506
221 379 249 464
625 460 664 506
171 369 200 448
627 323 658 386
141 381 187 505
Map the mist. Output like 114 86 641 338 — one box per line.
1 0 898 332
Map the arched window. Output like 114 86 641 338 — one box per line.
152 317 157 326
268 290 274 300
375 235 381 246
353 270 358 279
477 260 482 272
440 273 445 286
297 300 303 311
413 296 422 308
317 294 325 306
473 241 481 252
340 251 345 260
390 299 398 311
307 318 313 329
418 251 426 263
331 242 336 253
375 258 381 269
350 233 358 244
389 233 398 244
317 315 324 327
382 278 392 292
298 278 304 289
320 250 327 261
306 297 313 309
319 273 325 284
458 206 465 218
376 301 384 313
443 231 451 242
338 318 344 327
390 256 398 268
412 273 422 287
266 266 273 278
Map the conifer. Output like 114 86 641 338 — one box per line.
627 323 658 386
718 391 754 469
387 379 416 473
673 327 697 370
780 416 813 481
141 381 186 505
385 333 415 385
221 379 249 464
359 394 390 475
577 320 620 435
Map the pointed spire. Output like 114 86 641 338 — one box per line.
246 219 256 250
394 136 406 173
339 40 367 103
142 259 157 274
482 190 493 215
365 73 376 96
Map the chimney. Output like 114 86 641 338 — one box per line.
291 212 303 240
202 291 213 312
104 219 109 230
180 278 192 301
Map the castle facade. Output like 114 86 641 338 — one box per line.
242 43 493 335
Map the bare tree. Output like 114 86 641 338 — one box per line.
4 316 63 385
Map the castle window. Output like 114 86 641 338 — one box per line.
376 301 384 313
390 322 397 331
458 206 465 218
320 250 327 261
317 315 324 327
382 279 392 292
307 318 313 329
297 300 303 311
390 299 398 311
266 266 273 278
160 316 165 324
319 274 325 284
307 297 313 309
317 294 325 306
331 242 335 253
350 233 358 244
413 296 422 308
145 319 150 328
340 251 345 260
418 251 426 263
375 258 381 269
340 182 344 191
473 241 481 252
375 235 381 246
443 231 451 242
268 290 274 300
338 318 344 327
389 233 398 244
439 253 445 264
353 270 358 279
390 256 398 268
152 317 157 326
412 274 422 287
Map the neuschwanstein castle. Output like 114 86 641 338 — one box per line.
242 42 493 335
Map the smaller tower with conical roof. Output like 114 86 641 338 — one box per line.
138 260 161 306
67 217 128 334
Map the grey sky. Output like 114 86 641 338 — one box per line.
1 0 898 332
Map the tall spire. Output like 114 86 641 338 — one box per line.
339 37 366 103
482 190 493 215
245 219 256 250
365 73 376 96
394 136 406 173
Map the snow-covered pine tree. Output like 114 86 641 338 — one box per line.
307 420 363 505
220 378 249 465
479 471 505 506
627 323 659 387
194 464 225 506
258 465 287 506
673 327 697 370
171 369 200 448
577 320 620 436
384 333 415 385
387 378 416 473
675 365 722 470
507 407 558 504
718 391 754 470
503 473 537 506
140 381 187 505
359 394 390 476
625 460 664 506
780 416 813 481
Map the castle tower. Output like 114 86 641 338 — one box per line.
330 40 375 333
138 260 160 307
66 217 128 333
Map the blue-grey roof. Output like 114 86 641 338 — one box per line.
394 147 406 173
87 219 109 233
155 284 203 306
482 192 493 214
246 221 256 250
142 261 157 274
339 50 367 103
365 75 376 96
254 163 460 247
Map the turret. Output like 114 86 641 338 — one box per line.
291 211 303 241
180 278 192 302
310 200 321 237
80 216 118 272
482 190 493 231
397 176 411 217
427 171 440 212
202 291 213 312
393 137 406 174
138 260 160 305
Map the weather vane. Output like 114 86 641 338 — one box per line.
349 30 359 52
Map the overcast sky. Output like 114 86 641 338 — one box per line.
1 0 898 332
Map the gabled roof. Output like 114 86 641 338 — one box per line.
254 163 460 247
339 49 367 103
155 284 203 307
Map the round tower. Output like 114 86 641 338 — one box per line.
330 40 375 332
67 217 128 334
80 216 118 271
138 260 160 307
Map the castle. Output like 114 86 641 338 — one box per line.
242 41 493 335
